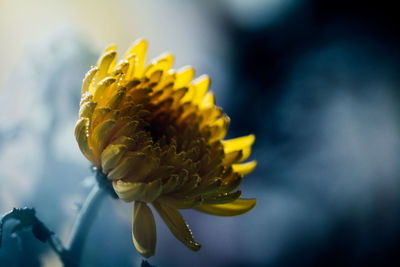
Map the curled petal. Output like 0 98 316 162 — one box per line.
113 179 162 202
101 144 127 173
97 50 117 81
82 67 98 95
79 101 97 119
74 118 93 162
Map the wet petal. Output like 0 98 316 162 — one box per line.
82 67 98 95
74 118 93 162
153 202 201 251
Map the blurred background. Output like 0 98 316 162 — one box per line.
1 0 400 266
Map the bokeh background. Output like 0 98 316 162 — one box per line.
1 0 400 266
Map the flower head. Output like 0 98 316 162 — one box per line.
75 39 256 257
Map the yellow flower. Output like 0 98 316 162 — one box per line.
75 39 256 258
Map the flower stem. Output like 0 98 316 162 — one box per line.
65 183 107 266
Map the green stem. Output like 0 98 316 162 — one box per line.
65 183 107 266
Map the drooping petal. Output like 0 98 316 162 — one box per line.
153 202 201 251
194 199 256 216
132 201 157 258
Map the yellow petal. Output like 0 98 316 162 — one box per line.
113 179 162 202
125 54 136 80
201 91 215 108
232 161 257 176
219 172 243 193
103 44 116 53
202 190 242 204
112 121 139 140
223 134 255 161
114 180 145 201
132 201 157 258
74 118 93 162
107 152 145 180
174 66 195 89
114 59 129 74
100 144 127 173
148 70 163 85
91 107 118 130
81 67 98 95
144 53 174 77
107 88 126 109
78 101 97 119
154 53 174 71
93 77 116 102
223 150 243 166
240 146 252 162
97 51 117 81
124 39 148 77
152 202 201 251
194 199 256 216
222 134 255 153
191 75 210 105
91 119 116 154
209 115 230 142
